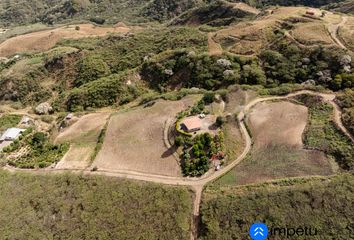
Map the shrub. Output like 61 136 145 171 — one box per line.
216 116 225 127
90 17 105 25
175 136 184 147
202 92 215 104
40 115 54 123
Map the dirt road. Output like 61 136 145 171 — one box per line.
328 16 348 50
3 90 353 240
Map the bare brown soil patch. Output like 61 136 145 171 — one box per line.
248 101 308 148
0 24 130 57
55 112 110 169
216 100 334 186
224 87 257 114
208 33 223 55
93 96 199 177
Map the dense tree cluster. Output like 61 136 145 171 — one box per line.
260 42 353 90
182 132 224 176
141 50 265 91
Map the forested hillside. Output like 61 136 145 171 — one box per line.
0 0 146 26
1 0 350 27
238 0 347 8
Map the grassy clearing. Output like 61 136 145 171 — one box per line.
215 144 333 186
222 118 244 163
0 114 21 132
201 173 354 239
55 113 110 169
0 23 51 43
296 95 354 170
0 171 192 239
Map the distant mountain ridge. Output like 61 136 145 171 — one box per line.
1 0 349 27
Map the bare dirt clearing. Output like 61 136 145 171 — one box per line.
207 33 223 55
0 24 130 57
93 96 199 177
216 100 334 186
55 112 110 170
248 101 308 148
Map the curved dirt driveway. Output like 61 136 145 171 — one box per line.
3 90 353 240
328 16 348 50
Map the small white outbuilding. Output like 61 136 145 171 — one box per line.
0 128 25 142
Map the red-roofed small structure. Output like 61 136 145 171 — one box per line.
181 116 202 133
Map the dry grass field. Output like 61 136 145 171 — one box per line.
338 16 354 50
213 7 304 55
207 33 223 55
292 22 334 45
0 24 130 57
222 88 257 163
93 96 199 177
55 112 110 170
248 101 308 148
211 7 344 55
215 101 334 186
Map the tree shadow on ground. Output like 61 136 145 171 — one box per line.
161 146 177 158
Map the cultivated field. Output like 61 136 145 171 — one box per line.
216 101 334 186
0 24 130 57
93 96 199 176
55 112 110 169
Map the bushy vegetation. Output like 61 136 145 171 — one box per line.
7 131 69 169
142 0 201 22
182 132 224 176
65 72 141 111
295 94 354 170
0 114 21 132
0 0 146 27
324 1 354 14
0 171 192 239
336 89 354 135
142 50 265 91
239 0 346 8
260 42 353 90
200 174 354 239
171 0 255 26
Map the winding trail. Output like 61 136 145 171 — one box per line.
3 90 353 240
